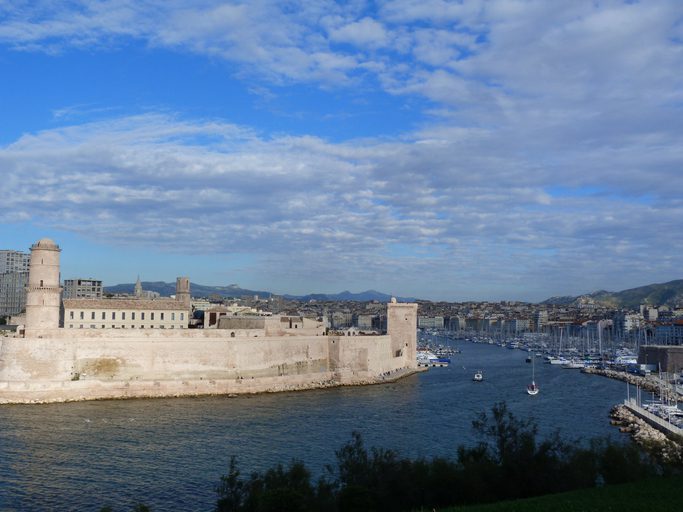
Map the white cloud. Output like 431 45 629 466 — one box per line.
2 111 683 300
329 17 389 48
2 1 683 299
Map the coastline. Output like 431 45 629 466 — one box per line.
0 365 426 406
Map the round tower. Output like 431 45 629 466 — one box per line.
25 238 62 331
175 276 191 309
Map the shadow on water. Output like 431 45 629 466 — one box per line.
0 341 628 511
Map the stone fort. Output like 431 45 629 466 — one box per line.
0 238 419 404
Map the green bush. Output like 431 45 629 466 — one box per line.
214 402 667 512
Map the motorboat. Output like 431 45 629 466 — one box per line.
473 370 483 382
562 360 584 369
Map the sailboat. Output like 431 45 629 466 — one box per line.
527 355 539 395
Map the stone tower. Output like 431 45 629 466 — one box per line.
387 298 418 369
175 276 191 308
25 238 62 331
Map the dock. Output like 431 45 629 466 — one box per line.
623 398 683 438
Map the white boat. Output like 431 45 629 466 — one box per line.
473 370 483 382
527 355 539 395
562 360 584 369
416 350 450 367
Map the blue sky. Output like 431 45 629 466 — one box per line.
1 0 682 302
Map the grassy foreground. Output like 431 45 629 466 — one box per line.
445 475 683 512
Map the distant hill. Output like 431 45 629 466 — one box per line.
104 282 273 299
541 279 683 309
104 283 416 302
285 290 418 302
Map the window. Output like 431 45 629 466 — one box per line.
102 325 105 328
91 312 95 320
69 324 73 328
171 312 175 320
141 325 145 329
79 324 83 329
90 324 95 329
112 312 116 320
102 312 106 320
132 312 136 320
69 311 74 320
122 312 126 320
181 313 184 321
80 311 84 320
151 312 155 320
160 312 164 320
141 312 145 320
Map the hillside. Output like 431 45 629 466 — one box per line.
104 282 415 302
104 282 273 299
542 279 683 309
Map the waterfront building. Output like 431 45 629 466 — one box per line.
418 316 444 329
653 322 683 345
507 318 529 333
63 278 103 299
614 312 641 334
447 316 464 331
533 310 548 332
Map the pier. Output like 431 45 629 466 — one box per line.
622 398 683 437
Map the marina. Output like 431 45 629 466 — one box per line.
2 337 630 511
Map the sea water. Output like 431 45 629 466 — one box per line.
0 341 628 511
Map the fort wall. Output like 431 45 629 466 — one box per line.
1 237 420 404
0 332 418 404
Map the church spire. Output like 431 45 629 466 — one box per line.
134 275 143 298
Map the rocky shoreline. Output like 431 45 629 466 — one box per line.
610 404 682 463
582 367 678 401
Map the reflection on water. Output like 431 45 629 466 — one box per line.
0 342 627 511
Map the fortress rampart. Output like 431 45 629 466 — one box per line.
0 238 419 404
0 331 416 404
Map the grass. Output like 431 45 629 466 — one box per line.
442 475 683 512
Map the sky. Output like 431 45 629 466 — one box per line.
1 0 682 302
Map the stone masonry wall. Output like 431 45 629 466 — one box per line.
0 332 413 404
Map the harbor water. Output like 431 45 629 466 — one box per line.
0 340 628 511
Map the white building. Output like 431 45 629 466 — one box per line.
63 298 189 330
418 316 444 329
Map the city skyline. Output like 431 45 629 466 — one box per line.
1 1 682 302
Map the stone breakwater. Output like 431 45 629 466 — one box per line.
610 404 682 463
582 367 677 402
